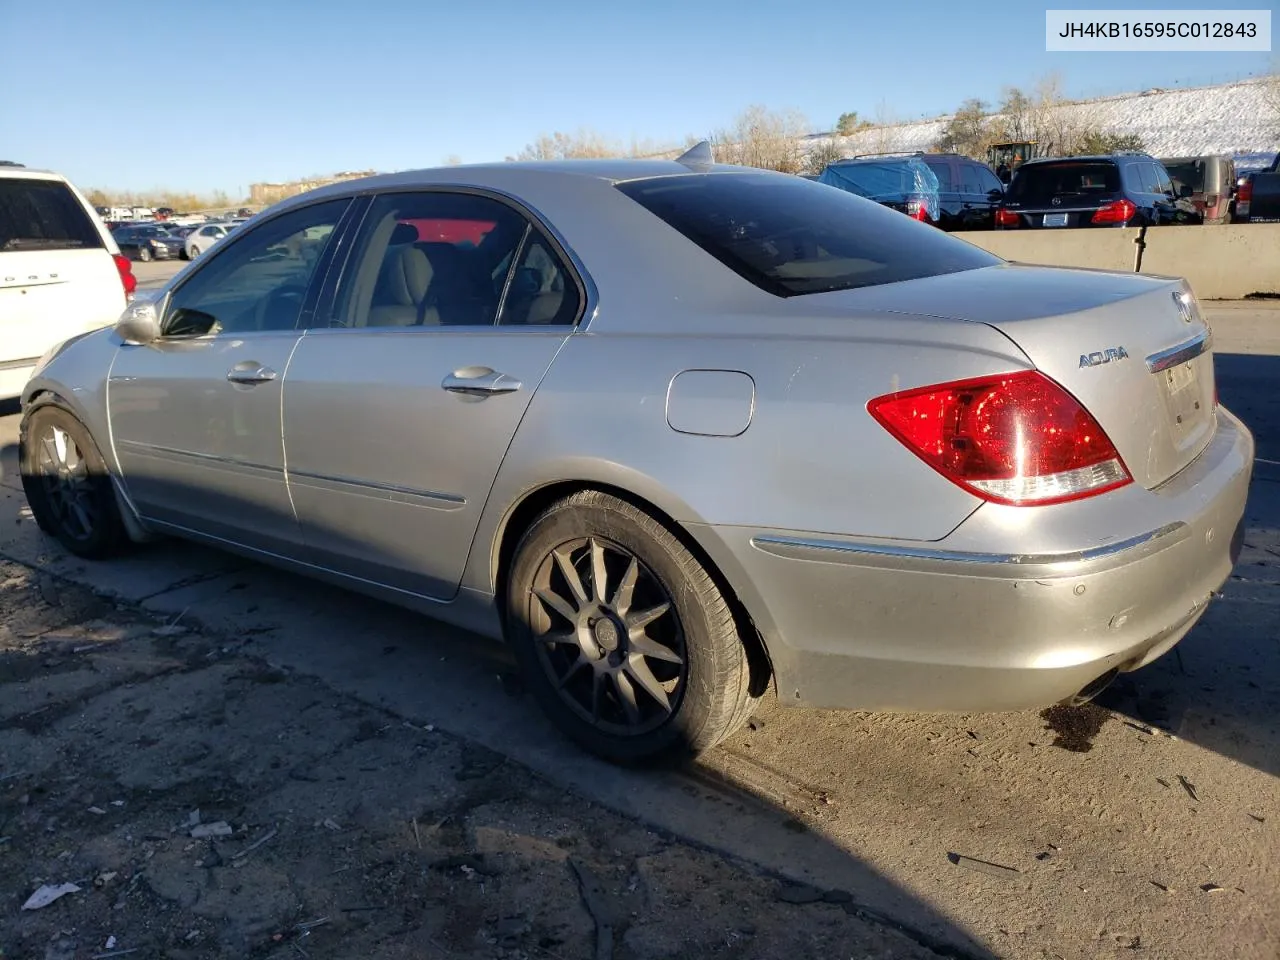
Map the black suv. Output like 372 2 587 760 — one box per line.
996 153 1203 229
818 153 1005 231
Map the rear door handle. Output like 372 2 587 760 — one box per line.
227 362 278 384
442 367 522 397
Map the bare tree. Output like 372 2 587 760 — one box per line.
711 105 810 173
998 87 1034 142
507 128 625 162
866 99 898 155
933 98 995 158
804 139 844 175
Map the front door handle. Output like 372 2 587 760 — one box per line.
227 362 278 384
441 367 522 397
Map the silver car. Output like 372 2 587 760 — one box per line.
17 148 1254 764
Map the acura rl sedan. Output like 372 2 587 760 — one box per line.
17 145 1253 764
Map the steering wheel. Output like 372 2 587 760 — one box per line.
252 283 309 332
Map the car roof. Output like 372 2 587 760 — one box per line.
262 158 784 219
0 165 68 182
1021 154 1155 167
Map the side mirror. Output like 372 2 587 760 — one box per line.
1179 183 1194 199
115 298 161 345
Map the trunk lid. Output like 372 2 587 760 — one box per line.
810 263 1217 490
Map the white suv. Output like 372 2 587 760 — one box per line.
0 163 136 401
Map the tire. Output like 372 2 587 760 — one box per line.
179 247 189 260
138 245 152 262
505 490 754 765
20 405 127 560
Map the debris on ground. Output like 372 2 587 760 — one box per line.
1177 775 1200 802
21 882 81 911
946 852 1022 878
0 560 947 959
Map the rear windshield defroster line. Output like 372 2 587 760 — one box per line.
615 173 998 298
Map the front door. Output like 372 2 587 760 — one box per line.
108 197 351 555
283 189 584 598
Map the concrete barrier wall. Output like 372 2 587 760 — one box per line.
952 224 1280 299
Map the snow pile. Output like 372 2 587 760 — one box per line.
808 78 1278 162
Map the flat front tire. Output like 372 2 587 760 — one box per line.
20 406 127 559
505 490 755 765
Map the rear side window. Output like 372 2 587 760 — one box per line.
1007 162 1121 203
616 173 998 298
924 159 954 190
0 178 102 253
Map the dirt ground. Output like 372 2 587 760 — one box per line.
0 560 945 960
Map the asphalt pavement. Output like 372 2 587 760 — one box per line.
0 302 1276 960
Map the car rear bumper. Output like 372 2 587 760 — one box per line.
690 406 1254 713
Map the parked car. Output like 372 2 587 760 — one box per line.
1231 152 1280 224
17 151 1252 764
112 223 184 261
1159 155 1237 224
0 163 135 401
183 221 239 259
997 153 1203 229
818 152 1005 230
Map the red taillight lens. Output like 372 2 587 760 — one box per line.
995 207 1021 227
867 370 1131 506
905 199 930 222
1091 199 1136 224
112 253 136 299
1237 179 1252 202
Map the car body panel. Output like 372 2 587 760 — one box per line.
283 326 571 598
0 167 127 399
106 329 305 554
18 160 1256 718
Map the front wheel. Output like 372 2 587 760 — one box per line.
137 245 152 262
189 245 200 258
505 490 756 765
20 406 127 559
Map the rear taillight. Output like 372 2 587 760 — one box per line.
995 208 1020 227
113 253 137 299
1236 178 1252 216
905 199 930 222
868 370 1131 507
1091 199 1136 224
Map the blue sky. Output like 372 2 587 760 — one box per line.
1 0 1272 196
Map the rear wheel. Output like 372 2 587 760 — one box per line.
505 490 754 765
20 406 127 559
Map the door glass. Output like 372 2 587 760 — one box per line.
329 191 530 328
1137 163 1160 194
925 159 954 190
960 163 986 195
497 232 582 326
163 198 349 337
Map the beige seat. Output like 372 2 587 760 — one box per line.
366 244 434 327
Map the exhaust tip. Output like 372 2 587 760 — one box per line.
1064 668 1119 707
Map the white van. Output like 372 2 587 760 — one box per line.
0 164 136 400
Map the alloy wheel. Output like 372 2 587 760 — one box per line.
529 536 687 736
35 425 97 543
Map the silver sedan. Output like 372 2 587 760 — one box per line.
17 147 1254 764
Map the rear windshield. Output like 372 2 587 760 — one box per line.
0 178 102 252
1007 162 1121 203
615 173 998 297
1162 160 1206 192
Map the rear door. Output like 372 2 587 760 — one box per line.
923 157 964 230
0 174 125 371
958 161 1002 230
282 189 583 599
1002 160 1124 227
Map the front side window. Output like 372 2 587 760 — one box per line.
330 191 538 328
163 197 349 337
617 172 997 298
